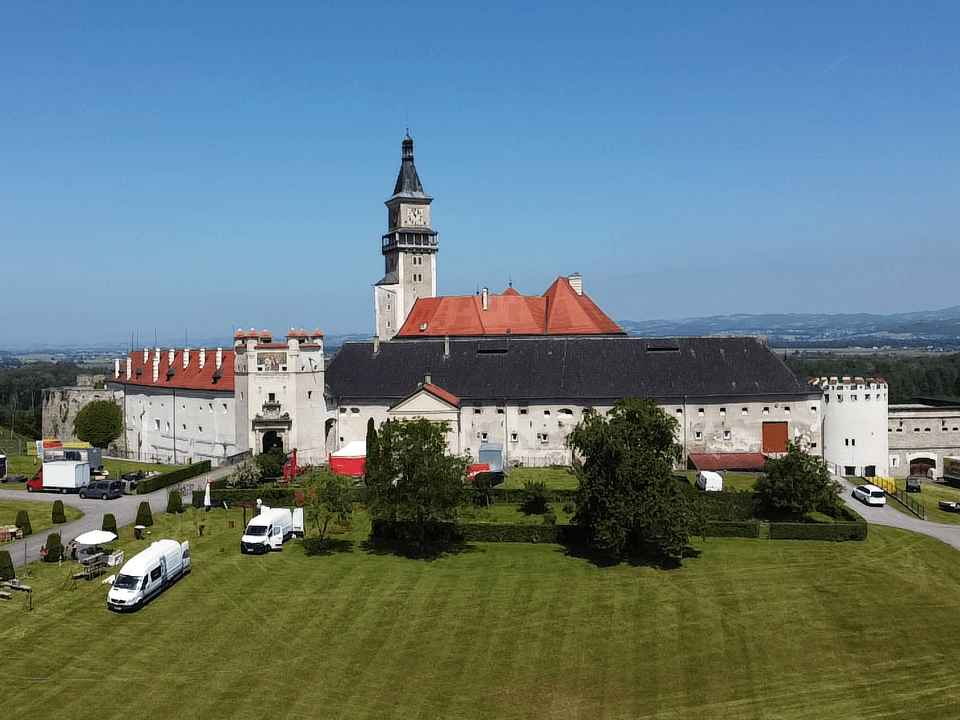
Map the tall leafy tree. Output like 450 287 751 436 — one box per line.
567 397 702 558
304 469 355 545
73 400 123 448
365 417 379 477
755 441 842 518
364 418 468 545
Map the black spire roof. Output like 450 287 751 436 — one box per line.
388 132 432 201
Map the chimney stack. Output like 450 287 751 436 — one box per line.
168 348 175 366
216 347 223 370
444 336 450 358
114 358 120 379
183 348 190 369
481 287 489 310
126 356 132 379
568 273 583 296
199 348 206 369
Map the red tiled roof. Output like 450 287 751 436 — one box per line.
396 276 625 338
688 453 767 471
111 349 235 392
423 383 460 407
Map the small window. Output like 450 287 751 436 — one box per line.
810 442 817 448
942 427 949 432
763 407 770 415
268 392 276 402
339 407 346 414
519 406 528 415
914 428 920 432
741 407 748 416
496 405 505 414
676 408 683 416
784 406 791 414
851 395 857 402
151 567 162 582
925 427 931 432
543 410 551 417
154 419 160 430
351 408 360 415
307 391 312 399
694 431 702 440
845 439 849 446
698 408 704 416
865 394 871 400
719 407 726 416
810 405 817 413
539 434 549 445
723 430 731 440
510 432 518 442
198 426 203 433
480 432 488 441
473 406 482 415
182 424 187 431
166 422 170 432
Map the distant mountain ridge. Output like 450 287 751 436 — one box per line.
4 308 960 357
618 306 960 350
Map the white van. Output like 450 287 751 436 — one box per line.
695 471 723 492
240 506 304 554
106 539 190 611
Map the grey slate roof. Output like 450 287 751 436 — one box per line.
388 133 432 201
326 336 818 403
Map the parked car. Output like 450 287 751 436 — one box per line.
853 484 886 506
1 473 27 484
906 476 922 493
79 480 122 500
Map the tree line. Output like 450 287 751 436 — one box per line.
789 352 960 404
0 363 99 439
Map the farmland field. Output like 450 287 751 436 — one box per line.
3 509 960 719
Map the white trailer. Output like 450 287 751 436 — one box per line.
27 460 90 494
240 506 305 554
107 539 191 611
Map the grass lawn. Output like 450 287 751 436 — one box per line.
460 502 575 525
4 511 960 719
887 480 960 525
500 465 577 490
0 499 83 535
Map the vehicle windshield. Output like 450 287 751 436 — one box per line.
113 574 140 590
245 525 268 536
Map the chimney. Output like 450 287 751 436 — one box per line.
568 273 583 296
168 348 175 366
183 348 190 369
126 356 132 379
482 287 488 310
373 336 380 354
114 358 120 379
216 347 223 370
425 372 432 385
444 335 450 358
143 348 149 363
199 348 206 369
152 352 160 383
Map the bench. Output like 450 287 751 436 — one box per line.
0 591 11 601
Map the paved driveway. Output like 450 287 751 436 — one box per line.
837 475 960 551
1 465 234 567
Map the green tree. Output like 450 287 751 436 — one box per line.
364 418 468 546
166 490 183 514
365 417 379 477
0 550 14 581
227 458 261 488
255 448 287 479
15 510 32 537
52 499 66 524
73 400 123 448
756 441 842 519
43 533 62 563
567 397 702 558
304 469 355 545
102 513 118 535
136 501 154 527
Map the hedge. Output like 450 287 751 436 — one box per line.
136 501 154 527
0 550 14 581
15 510 32 537
769 521 867 542
136 461 212 495
192 486 302 508
102 513 118 535
44 532 62 563
704 520 761 538
52 499 66 525
370 520 590 545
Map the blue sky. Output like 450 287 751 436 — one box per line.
2 0 958 347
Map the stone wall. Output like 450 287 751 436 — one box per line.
42 375 126 455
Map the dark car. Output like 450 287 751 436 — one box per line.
2 473 28 484
79 480 122 500
906 476 922 493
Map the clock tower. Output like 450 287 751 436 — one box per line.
375 132 439 342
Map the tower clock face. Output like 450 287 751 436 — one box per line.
405 207 424 225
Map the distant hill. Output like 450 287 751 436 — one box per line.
618 307 960 350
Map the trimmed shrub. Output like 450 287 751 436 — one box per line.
136 461 211 495
43 533 62 563
561 501 576 516
136 501 154 527
769 521 867 542
102 514 118 535
52 499 66 524
520 481 551 515
542 512 557 526
15 510 32 537
0 550 15 581
704 521 761 538
457 523 590 545
166 490 183 514
255 449 287 480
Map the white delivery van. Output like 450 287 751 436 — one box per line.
240 506 304 554
696 471 723 492
106 539 191 612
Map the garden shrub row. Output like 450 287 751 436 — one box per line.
457 523 589 544
769 520 867 542
137 461 212 495
704 520 761 538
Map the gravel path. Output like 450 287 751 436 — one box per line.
1 464 235 567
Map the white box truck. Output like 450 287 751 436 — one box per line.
696 470 723 492
26 460 90 494
944 457 960 484
106 539 191 612
240 506 305 554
